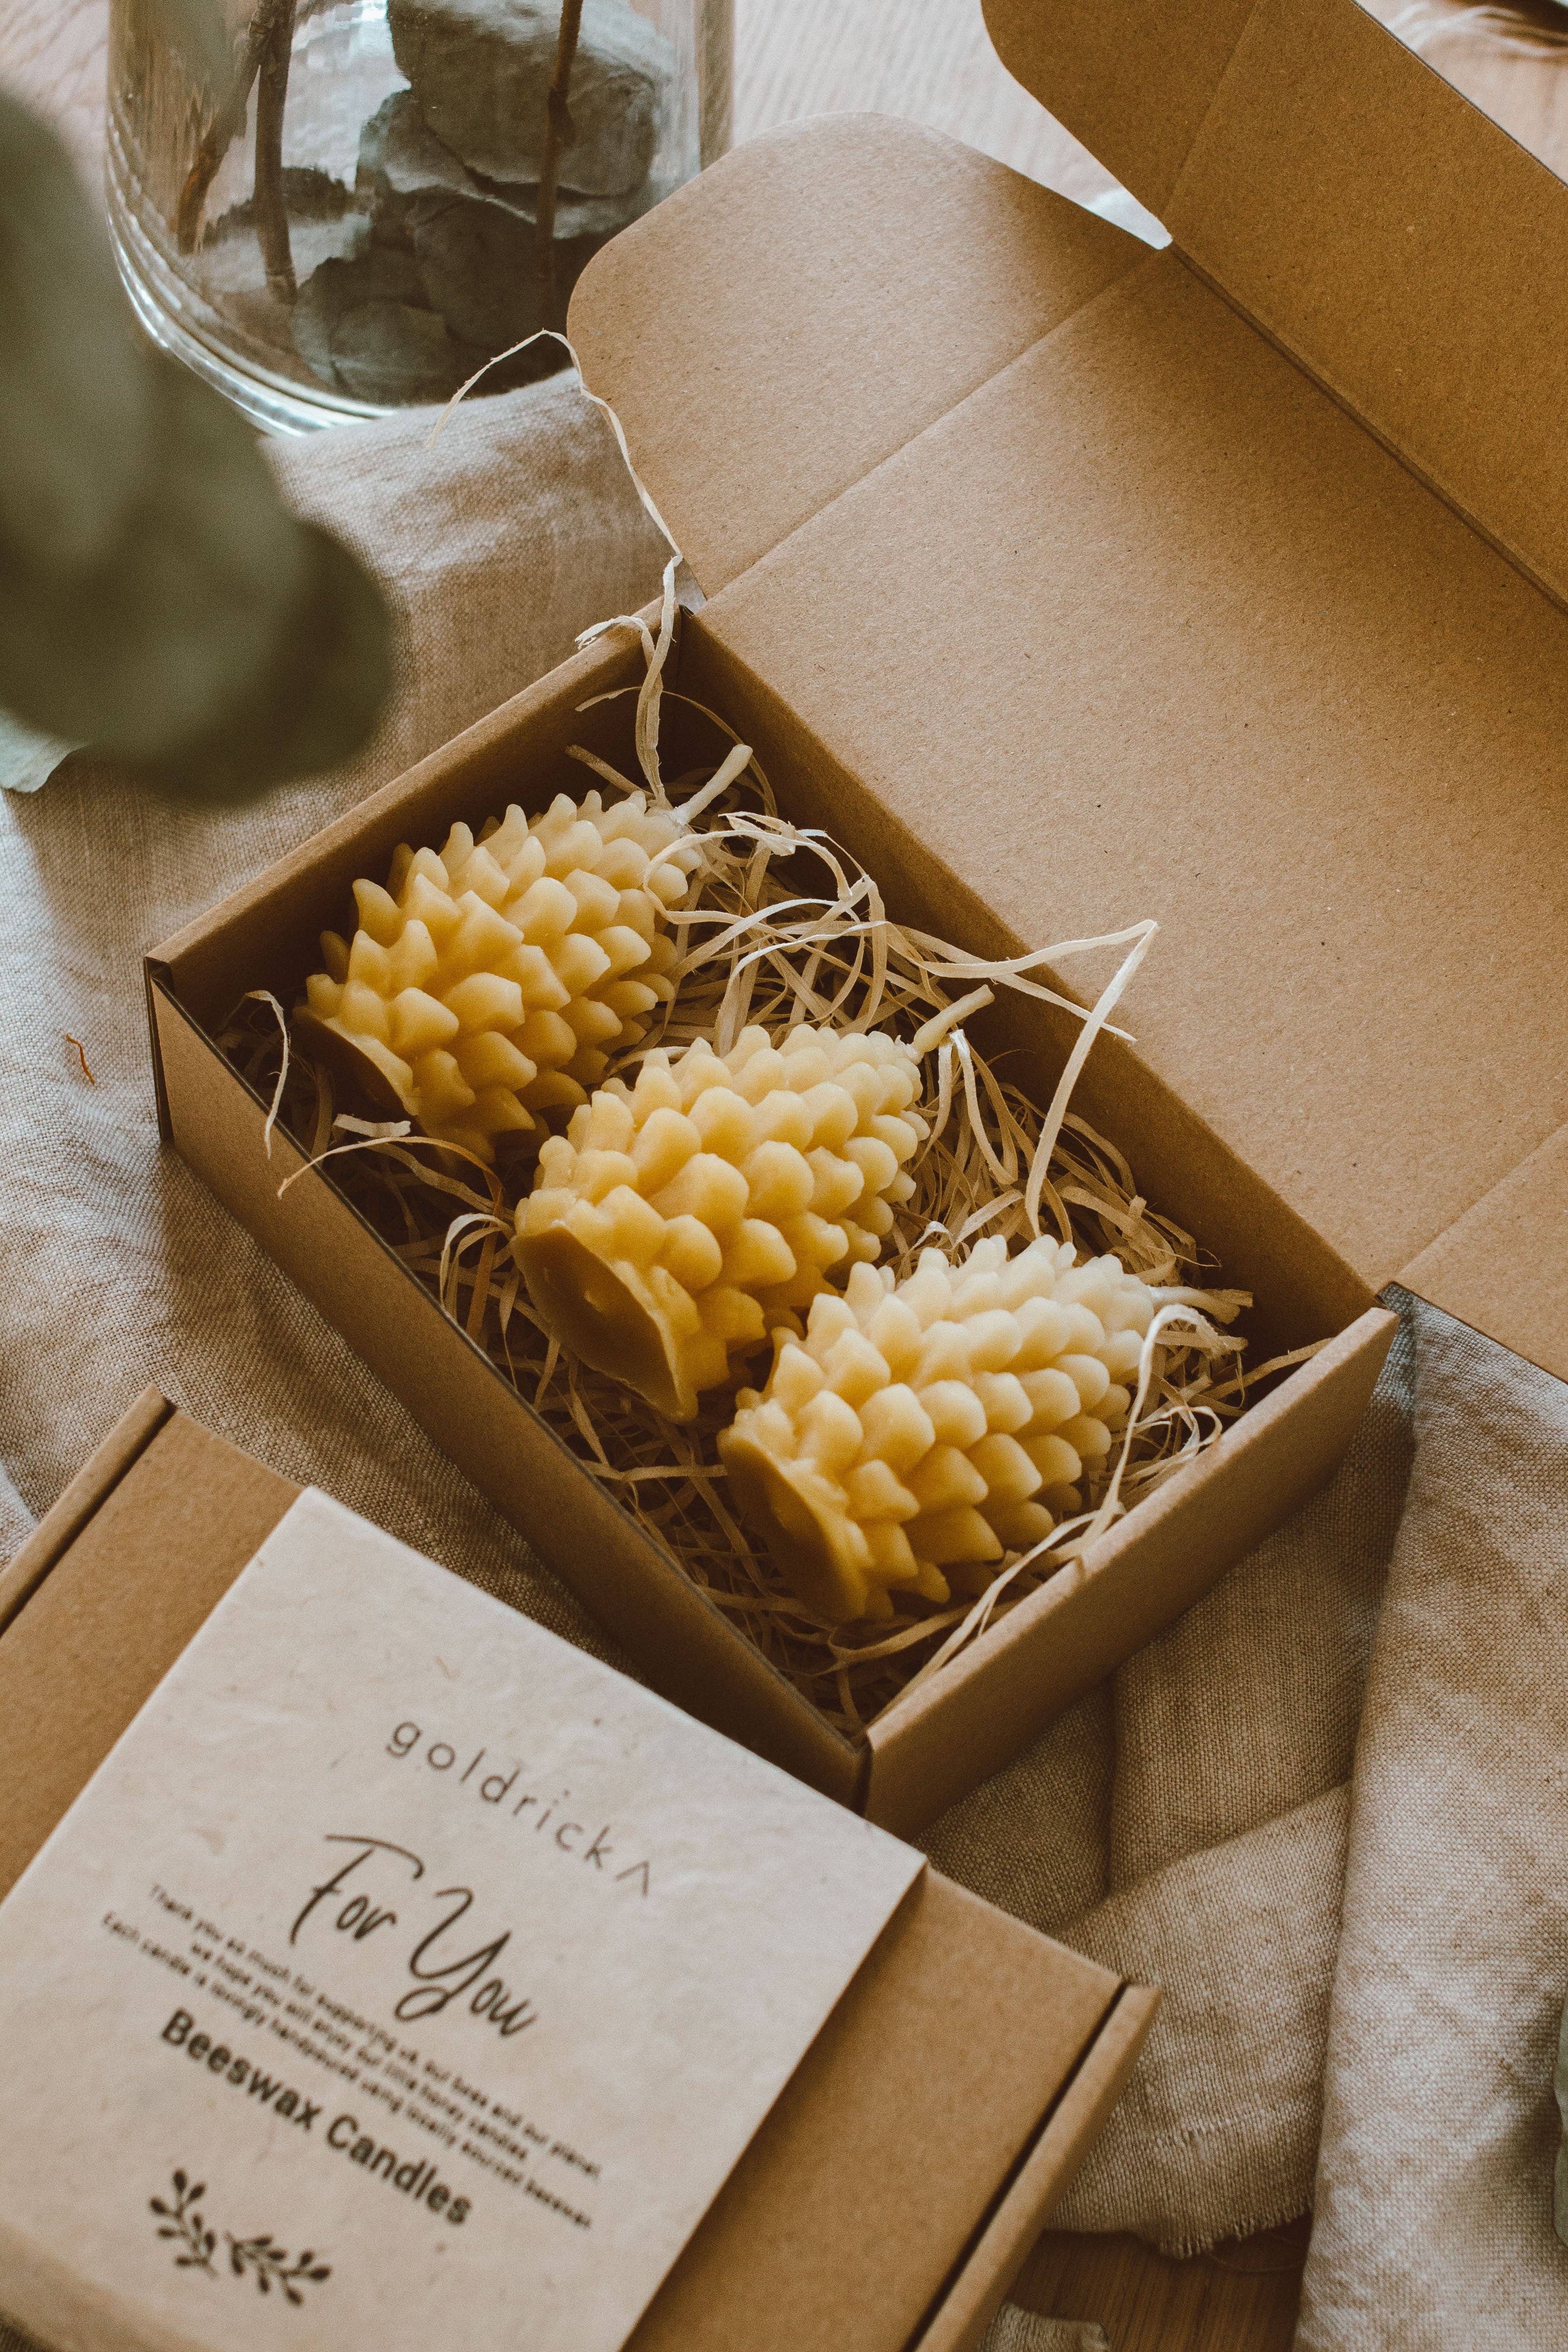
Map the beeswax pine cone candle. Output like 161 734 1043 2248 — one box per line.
296 791 705 1161
514 1025 929 1422
719 1236 1159 1624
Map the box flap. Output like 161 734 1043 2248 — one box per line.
914 1980 1160 2352
568 115 1146 594
0 1409 298 1901
983 0 1258 220
987 0 1568 612
570 115 1568 1378
0 1386 173 1638
582 7 1568 619
1397 1116 1568 1374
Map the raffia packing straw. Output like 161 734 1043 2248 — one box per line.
227 980 1277 1726
223 786 1259 1721
212 348 1297 1723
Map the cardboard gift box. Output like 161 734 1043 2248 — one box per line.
144 615 1394 1832
159 0 1568 1831
0 1392 1155 2352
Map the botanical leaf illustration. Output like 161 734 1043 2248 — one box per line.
151 2169 330 2301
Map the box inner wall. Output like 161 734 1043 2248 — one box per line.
677 619 1373 1360
683 264 1568 1291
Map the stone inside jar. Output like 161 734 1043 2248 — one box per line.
202 0 677 406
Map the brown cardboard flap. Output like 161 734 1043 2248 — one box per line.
0 1412 298 1901
675 260 1568 1317
1399 1119 1568 1385
988 0 1568 610
983 0 1257 217
1165 0 1568 614
631 1878 1125 2352
914 1982 1161 2352
567 114 1146 594
568 93 1568 1363
676 619 1377 1362
0 1387 173 1637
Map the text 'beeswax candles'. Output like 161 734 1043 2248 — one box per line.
297 790 706 1161
719 1236 1160 1623
514 1024 928 1420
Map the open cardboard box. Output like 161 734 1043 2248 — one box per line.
155 0 1568 1831
0 1392 1156 2352
145 611 1394 1833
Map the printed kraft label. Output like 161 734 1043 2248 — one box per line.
0 1490 922 2352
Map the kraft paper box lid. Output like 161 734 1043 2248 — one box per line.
0 1393 1155 2352
566 17 1568 1389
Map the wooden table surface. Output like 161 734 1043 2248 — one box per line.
1017 2218 1310 2346
733 0 1123 212
1 0 1130 209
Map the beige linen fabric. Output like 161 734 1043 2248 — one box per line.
1297 1295 1568 2346
0 1461 32 1562
1051 1787 1351 2250
981 2312 1108 2352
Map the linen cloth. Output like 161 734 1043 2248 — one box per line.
931 1291 1568 2345
926 1306 1416 2253
981 2313 1108 2352
1296 1299 1568 2346
934 1294 1568 2342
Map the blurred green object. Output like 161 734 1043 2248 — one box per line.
0 81 392 800
0 709 81 795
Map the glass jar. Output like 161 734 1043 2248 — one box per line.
106 0 731 433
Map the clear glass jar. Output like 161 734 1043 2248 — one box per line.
106 0 730 433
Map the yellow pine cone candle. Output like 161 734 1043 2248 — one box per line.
514 1024 929 1421
296 790 705 1162
718 1235 1160 1624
